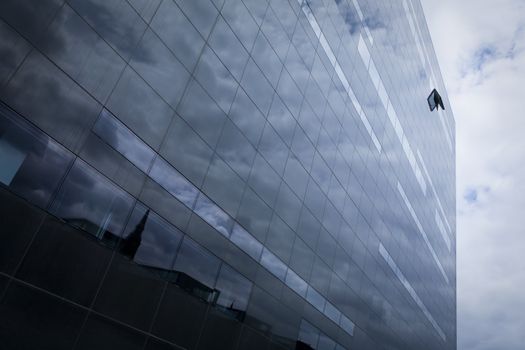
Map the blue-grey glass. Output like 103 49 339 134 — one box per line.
80 132 147 197
269 0 297 39
173 236 221 289
221 0 259 50
106 66 173 150
311 151 332 193
265 214 295 265
138 178 192 230
159 114 214 187
0 0 457 347
50 159 134 241
276 67 303 119
321 201 342 240
289 235 315 281
150 0 204 72
68 0 147 60
215 264 253 311
316 228 337 268
208 16 249 82
274 182 302 230
291 19 315 72
267 94 296 147
128 0 161 23
251 31 283 88
283 155 309 199
240 59 274 117
193 193 233 238
93 109 155 173
0 19 30 87
318 333 337 350
258 122 289 176
259 247 287 282
177 79 226 148
149 156 199 208
173 0 218 39
121 203 183 270
284 269 307 297
0 105 74 208
236 187 272 242
40 5 126 103
306 286 325 313
297 206 321 249
297 319 320 349
130 28 190 109
228 88 266 147
310 256 332 295
260 6 290 62
284 42 310 96
230 223 263 261
2 50 101 152
242 0 268 26
323 301 341 325
0 0 63 44
248 153 281 207
194 45 238 114
202 155 244 217
216 119 256 181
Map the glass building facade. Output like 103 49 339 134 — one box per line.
0 0 456 349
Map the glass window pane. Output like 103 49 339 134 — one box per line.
150 0 204 71
106 67 173 150
50 159 134 243
93 109 155 173
284 269 307 297
193 193 233 238
230 223 263 261
0 104 74 208
3 50 101 152
120 203 183 270
173 236 221 290
297 319 320 349
323 301 341 324
215 264 253 314
259 247 287 281
306 286 325 312
68 0 147 60
130 28 190 109
148 156 199 208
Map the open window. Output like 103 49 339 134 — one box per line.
427 89 445 111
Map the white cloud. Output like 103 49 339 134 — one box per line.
421 1 525 349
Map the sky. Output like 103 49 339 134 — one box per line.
420 1 525 349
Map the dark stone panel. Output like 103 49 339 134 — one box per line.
93 254 166 331
152 284 208 350
237 325 270 350
145 338 184 350
0 187 45 274
0 274 8 296
196 308 242 350
0 280 86 350
76 313 146 350
16 216 113 306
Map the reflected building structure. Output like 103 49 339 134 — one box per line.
0 0 456 349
